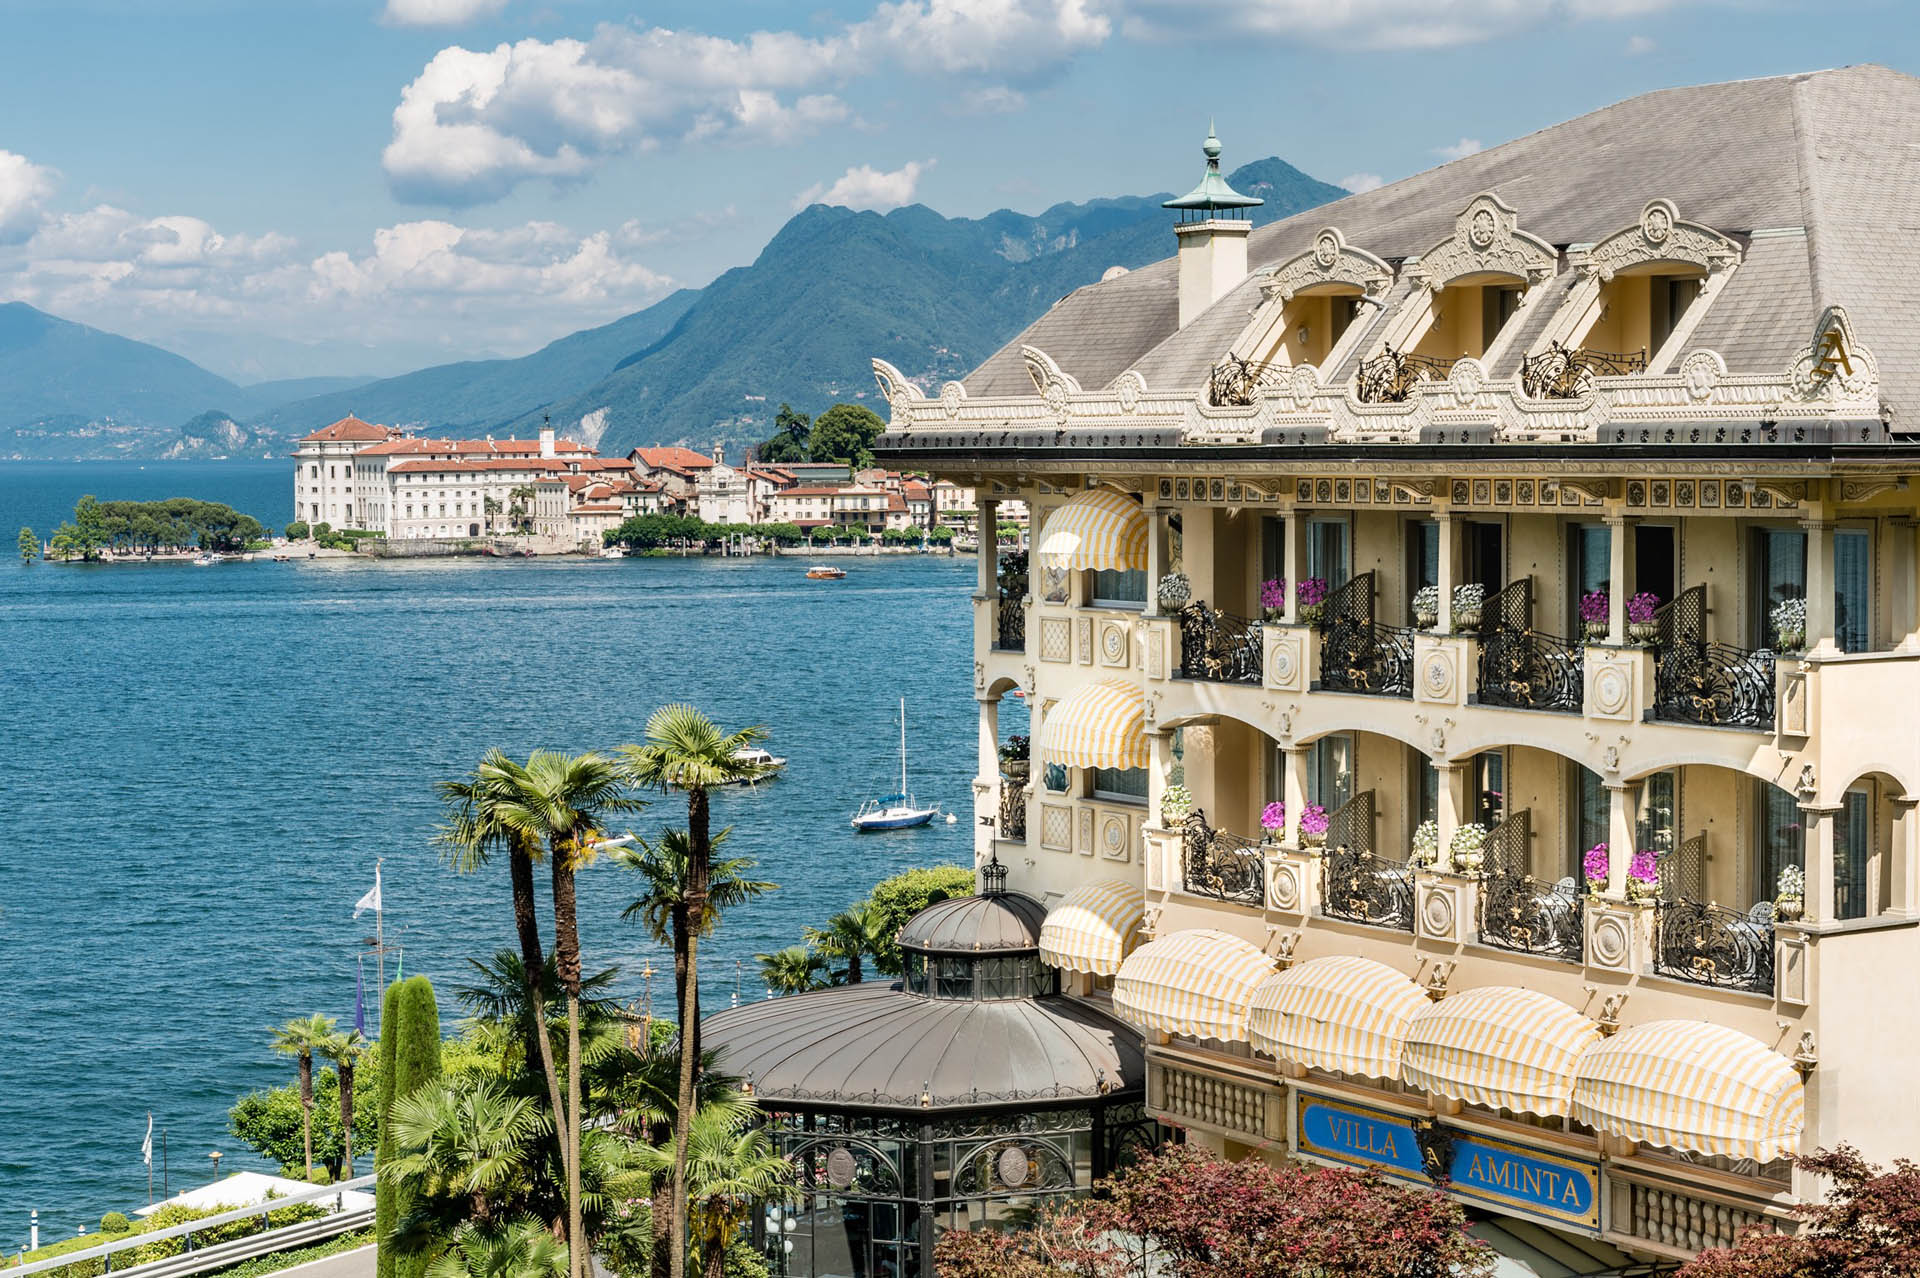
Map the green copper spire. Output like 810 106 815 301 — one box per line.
1164 121 1263 216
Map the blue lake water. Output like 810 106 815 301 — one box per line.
0 461 985 1246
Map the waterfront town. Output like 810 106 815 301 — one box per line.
13 21 1920 1278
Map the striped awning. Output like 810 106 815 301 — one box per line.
1247 955 1429 1081
1037 487 1148 572
1114 928 1276 1042
1402 986 1600 1118
1572 1020 1806 1163
1041 679 1148 770
1039 879 1145 977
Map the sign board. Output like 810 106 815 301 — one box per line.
1296 1093 1600 1232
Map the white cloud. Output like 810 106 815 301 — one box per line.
381 0 509 26
1434 137 1483 161
1625 33 1656 53
795 160 932 211
383 2 1111 204
0 150 59 244
1338 172 1384 194
1117 0 1698 49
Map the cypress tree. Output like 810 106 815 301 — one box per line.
388 978 443 1278
373 981 404 1278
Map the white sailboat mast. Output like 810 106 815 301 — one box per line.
899 696 909 796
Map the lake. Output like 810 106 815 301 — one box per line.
0 461 988 1245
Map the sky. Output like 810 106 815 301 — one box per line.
0 0 1916 383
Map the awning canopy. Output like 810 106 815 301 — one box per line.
1039 879 1146 977
1571 1020 1805 1163
1036 487 1148 573
1402 987 1599 1118
1247 955 1429 1081
1114 928 1275 1043
1041 679 1148 770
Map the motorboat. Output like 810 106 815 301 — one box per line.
851 699 940 831
192 554 215 566
806 564 847 580
729 747 788 784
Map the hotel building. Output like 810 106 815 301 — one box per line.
874 66 1920 1270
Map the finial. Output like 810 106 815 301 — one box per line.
1204 118 1220 162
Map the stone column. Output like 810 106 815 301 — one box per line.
1891 797 1918 917
977 695 1000 780
977 496 998 597
1281 507 1304 625
1605 782 1636 900
1437 505 1457 632
1148 729 1173 823
1145 503 1167 618
1282 744 1310 845
1434 762 1466 863
1803 516 1836 656
1802 803 1838 923
1605 513 1629 644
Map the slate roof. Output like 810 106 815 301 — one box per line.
962 66 1920 421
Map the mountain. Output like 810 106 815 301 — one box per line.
514 158 1343 456
262 288 703 440
157 410 287 461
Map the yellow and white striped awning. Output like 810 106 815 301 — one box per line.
1039 879 1146 977
1114 928 1276 1043
1572 1020 1806 1163
1036 487 1148 572
1041 679 1148 770
1247 955 1429 1081
1402 986 1600 1118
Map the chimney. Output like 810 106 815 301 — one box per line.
1163 122 1263 329
539 413 556 460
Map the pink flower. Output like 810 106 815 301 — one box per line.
1299 803 1329 836
1628 849 1660 884
1628 591 1662 624
1579 590 1610 624
1261 800 1285 832
1260 578 1287 610
1583 843 1610 881
1297 578 1329 607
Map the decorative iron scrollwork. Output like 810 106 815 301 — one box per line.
1652 587 1774 728
1178 602 1263 685
1654 898 1775 994
1316 572 1415 698
1474 578 1583 712
998 785 1027 841
1323 845 1415 932
995 551 1027 652
1208 355 1280 407
1477 870 1585 962
1520 341 1647 399
1181 810 1265 907
1356 346 1455 404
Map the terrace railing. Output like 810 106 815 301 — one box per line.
1654 897 1777 995
1519 341 1648 399
1179 602 1264 685
1651 586 1775 729
1320 791 1415 932
998 783 1027 842
1355 347 1456 404
1181 809 1266 907
1475 809 1585 962
1317 572 1416 697
1474 577 1584 712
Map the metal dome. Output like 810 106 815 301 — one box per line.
895 890 1047 955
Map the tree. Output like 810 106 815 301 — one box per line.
269 1013 337 1181
475 752 641 1278
320 1028 370 1178
618 707 771 1278
1679 1146 1920 1278
805 901 892 985
629 1095 789 1278
863 865 975 976
378 977 445 1278
756 946 827 995
19 527 36 562
757 404 811 465
386 1076 549 1229
229 1062 376 1175
807 404 885 470
929 525 954 546
508 487 536 536
285 521 310 541
424 1217 567 1278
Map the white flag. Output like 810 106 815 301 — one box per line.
142 1114 153 1167
353 865 382 919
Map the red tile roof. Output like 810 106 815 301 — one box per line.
775 486 844 497
301 415 394 443
630 446 717 471
360 436 593 458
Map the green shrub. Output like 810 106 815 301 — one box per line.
284 521 310 540
381 978 442 1278
98 1213 130 1235
313 523 333 538
230 1064 378 1174
864 865 976 975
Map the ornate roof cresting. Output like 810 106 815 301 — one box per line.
1572 199 1742 282
1260 226 1395 303
872 357 925 424
1408 192 1558 291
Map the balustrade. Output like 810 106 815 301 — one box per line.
994 551 1027 652
1474 810 1586 962
1474 578 1584 712
998 784 1027 842
1519 341 1647 399
1180 810 1266 907
1317 572 1415 697
1319 790 1414 931
1178 603 1263 685
1651 586 1774 729
1355 347 1455 404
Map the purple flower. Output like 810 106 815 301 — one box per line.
1628 591 1661 624
1628 849 1660 885
1579 590 1610 624
1260 579 1287 610
1583 843 1610 881
1297 578 1329 607
1261 800 1285 832
1299 802 1329 836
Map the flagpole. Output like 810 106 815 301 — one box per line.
162 1129 169 1199
375 859 385 1003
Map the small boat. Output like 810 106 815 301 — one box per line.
728 747 787 784
192 554 215 566
600 546 625 559
851 699 940 831
806 564 847 580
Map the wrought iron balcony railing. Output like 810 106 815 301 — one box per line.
1653 898 1775 994
1519 341 1648 399
1208 354 1279 408
1473 578 1583 713
1472 809 1586 963
1651 588 1774 729
1316 790 1415 932
1180 810 1265 907
994 591 1025 652
1356 347 1455 404
998 784 1027 842
1178 603 1263 685
1315 572 1414 697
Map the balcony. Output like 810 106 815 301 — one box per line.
1519 341 1648 399
1651 833 1775 994
1316 572 1414 698
1178 603 1264 685
1473 578 1584 713
1318 791 1415 932
994 591 1025 652
1355 347 1455 404
998 782 1027 842
1179 810 1266 907
1473 810 1586 962
1650 587 1774 730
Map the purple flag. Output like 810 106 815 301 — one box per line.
354 960 366 1036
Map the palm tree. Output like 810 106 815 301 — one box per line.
805 901 892 986
479 750 642 1278
424 1217 568 1278
269 1013 336 1181
508 486 536 538
632 1095 790 1278
618 706 769 1278
319 1027 369 1177
756 946 827 995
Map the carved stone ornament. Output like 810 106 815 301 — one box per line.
1420 650 1456 701
1796 763 1818 802
1788 306 1878 401
1446 357 1487 410
1576 199 1741 282
870 357 925 422
1112 369 1146 414
939 380 967 419
1269 861 1303 912
1680 349 1724 403
1411 192 1558 291
1587 909 1633 971
1261 226 1394 302
1590 664 1631 717
1287 363 1320 409
1022 345 1083 425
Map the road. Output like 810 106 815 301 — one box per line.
270 1245 375 1278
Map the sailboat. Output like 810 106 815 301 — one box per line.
850 698 941 831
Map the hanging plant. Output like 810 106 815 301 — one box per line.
1160 783 1193 823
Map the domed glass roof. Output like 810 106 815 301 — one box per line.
896 890 1047 956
